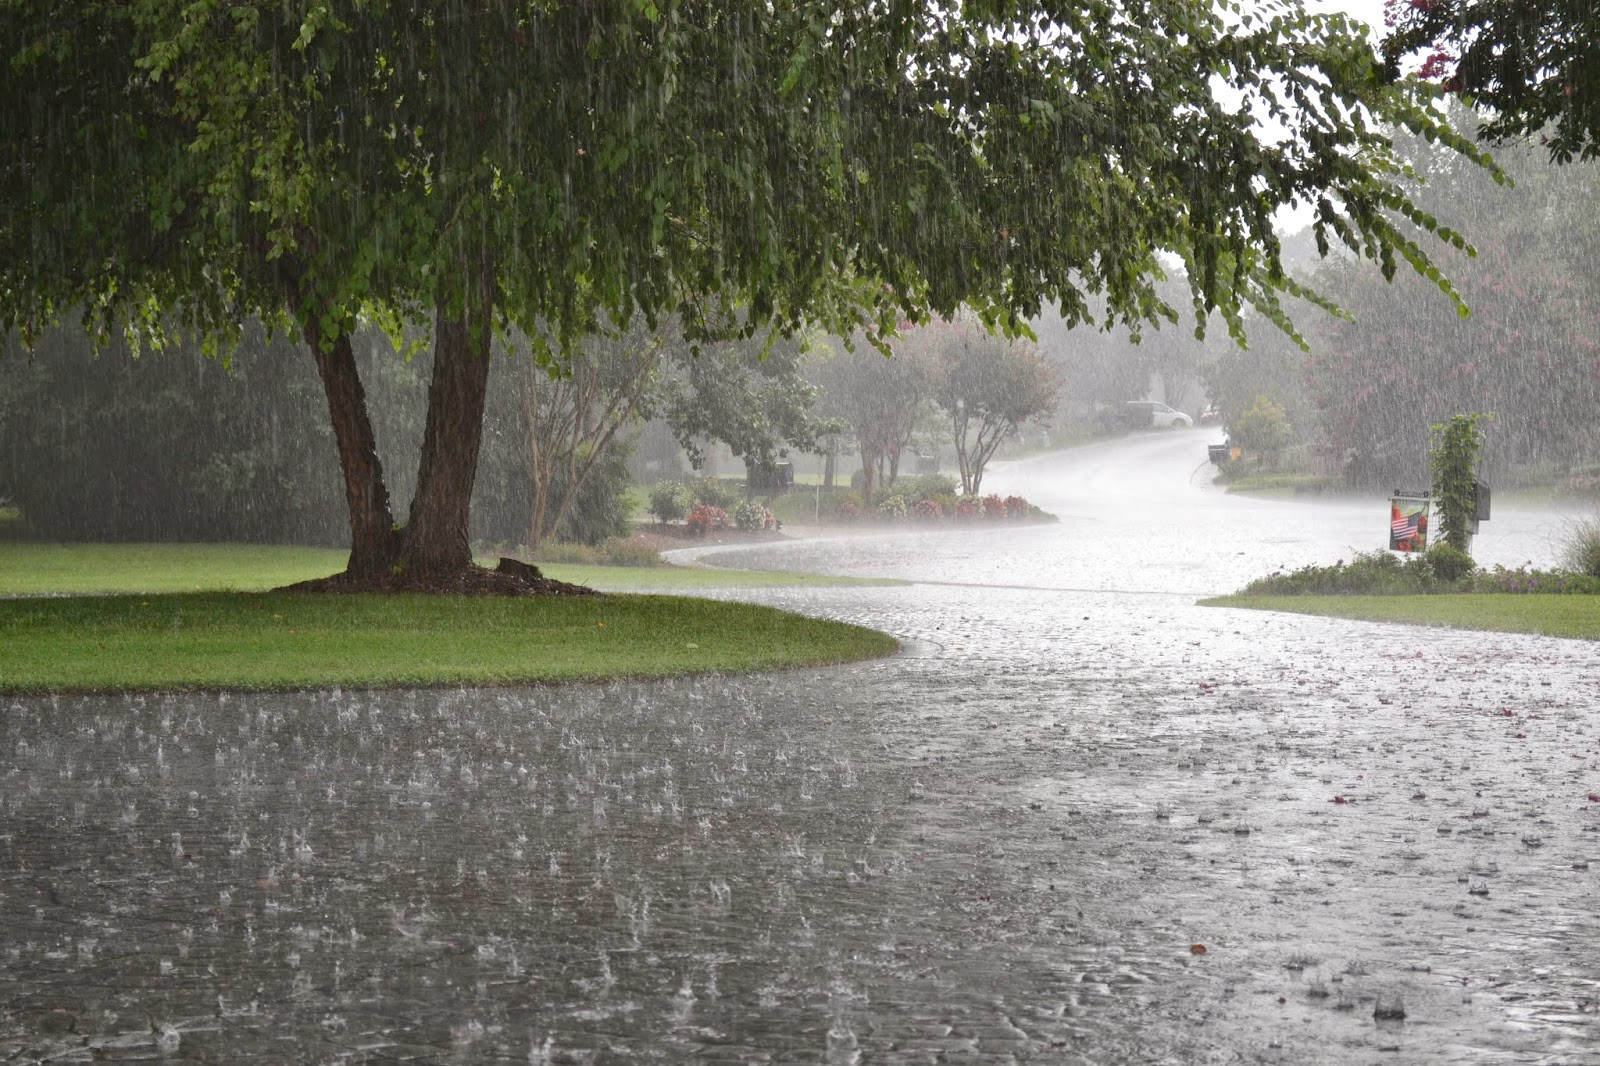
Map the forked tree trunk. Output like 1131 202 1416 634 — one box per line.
399 250 496 578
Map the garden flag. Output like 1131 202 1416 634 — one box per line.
1389 496 1429 553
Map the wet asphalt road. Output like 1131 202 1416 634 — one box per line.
3 431 1598 1064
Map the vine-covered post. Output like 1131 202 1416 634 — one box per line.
1429 413 1492 552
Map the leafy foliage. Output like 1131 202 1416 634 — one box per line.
1425 542 1477 583
532 538 663 569
1429 413 1491 551
1230 396 1294 468
732 501 776 531
684 504 730 537
690 478 741 511
1242 550 1452 595
649 483 693 525
0 326 347 543
810 334 933 500
924 314 1062 496
1382 0 1599 163
1 0 1499 582
1241 549 1600 596
1298 119 1600 490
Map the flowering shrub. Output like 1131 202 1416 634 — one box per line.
815 487 1046 526
685 503 729 536
732 501 775 531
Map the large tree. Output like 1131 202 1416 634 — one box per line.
3 0 1492 591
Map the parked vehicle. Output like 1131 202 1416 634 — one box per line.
1124 400 1193 429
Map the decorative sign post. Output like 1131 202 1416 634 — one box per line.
1389 493 1431 553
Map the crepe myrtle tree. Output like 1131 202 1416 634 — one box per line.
511 312 820 554
2 0 1494 592
811 331 934 501
929 315 1061 497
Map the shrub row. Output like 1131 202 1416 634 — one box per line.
1241 547 1600 597
649 478 746 524
834 489 1044 524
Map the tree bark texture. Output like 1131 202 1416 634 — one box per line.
401 251 495 577
306 331 400 577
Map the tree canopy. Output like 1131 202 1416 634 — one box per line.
1382 0 1600 163
1 0 1493 588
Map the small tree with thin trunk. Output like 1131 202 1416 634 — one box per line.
812 337 931 501
931 317 1061 497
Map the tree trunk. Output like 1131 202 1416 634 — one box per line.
858 449 878 501
307 331 400 577
525 363 553 554
400 251 495 578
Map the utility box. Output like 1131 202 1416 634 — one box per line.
1207 443 1229 466
1471 480 1491 533
743 457 794 497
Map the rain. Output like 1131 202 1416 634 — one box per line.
4 0 1600 1063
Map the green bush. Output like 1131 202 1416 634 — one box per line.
691 477 741 510
1466 565 1600 594
552 445 634 546
1241 550 1444 596
1230 395 1292 467
1425 543 1476 582
1430 413 1491 552
649 482 691 524
893 473 960 500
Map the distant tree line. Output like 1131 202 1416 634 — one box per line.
0 318 817 547
1199 110 1600 489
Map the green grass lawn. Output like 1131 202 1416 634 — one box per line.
1203 593 1600 641
0 543 353 595
0 542 903 596
0 542 903 692
0 592 898 693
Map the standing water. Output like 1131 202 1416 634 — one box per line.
3 431 1597 1063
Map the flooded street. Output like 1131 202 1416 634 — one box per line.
4 431 1599 1063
